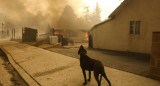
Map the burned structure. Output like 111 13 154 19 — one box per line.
22 27 37 42
54 29 88 45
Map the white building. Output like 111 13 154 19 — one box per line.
90 0 160 54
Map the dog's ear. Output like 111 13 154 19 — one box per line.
78 45 82 55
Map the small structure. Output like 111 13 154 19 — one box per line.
54 29 88 42
49 36 58 45
22 27 37 42
54 29 88 46
54 29 64 43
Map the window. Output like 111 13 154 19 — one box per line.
130 21 140 34
130 21 134 34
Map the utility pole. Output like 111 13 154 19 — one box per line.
84 6 89 22
2 23 4 36
12 28 15 40
14 29 15 40
12 29 13 40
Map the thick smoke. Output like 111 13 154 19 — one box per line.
0 0 87 37
0 0 103 41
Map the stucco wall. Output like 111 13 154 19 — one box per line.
91 0 160 54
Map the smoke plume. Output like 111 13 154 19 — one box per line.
0 0 86 36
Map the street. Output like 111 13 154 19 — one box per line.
0 0 160 85
46 43 150 77
0 41 159 86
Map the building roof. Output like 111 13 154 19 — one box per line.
91 0 131 31
108 0 131 18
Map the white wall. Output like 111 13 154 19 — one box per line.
91 0 160 54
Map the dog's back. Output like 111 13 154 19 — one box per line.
80 54 95 71
80 54 104 73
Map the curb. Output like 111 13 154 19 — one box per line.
0 46 40 86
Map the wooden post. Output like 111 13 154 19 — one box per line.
22 27 23 41
14 29 15 40
12 29 13 40
2 23 3 36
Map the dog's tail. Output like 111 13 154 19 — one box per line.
101 72 111 86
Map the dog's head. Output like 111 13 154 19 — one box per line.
78 45 87 55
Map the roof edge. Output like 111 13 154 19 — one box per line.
109 0 131 18
90 0 131 31
90 18 112 31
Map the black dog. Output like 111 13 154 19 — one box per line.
78 45 111 86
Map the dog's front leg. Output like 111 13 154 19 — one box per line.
88 71 91 81
82 69 87 85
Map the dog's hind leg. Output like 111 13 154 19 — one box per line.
82 69 87 85
94 71 101 86
100 74 102 83
88 71 91 81
102 72 111 86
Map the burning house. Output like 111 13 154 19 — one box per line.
54 29 88 44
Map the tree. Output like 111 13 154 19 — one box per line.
89 2 101 26
76 17 90 30
57 5 76 30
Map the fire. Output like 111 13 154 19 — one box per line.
85 32 88 41
54 30 65 38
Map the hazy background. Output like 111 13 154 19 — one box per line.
0 0 123 38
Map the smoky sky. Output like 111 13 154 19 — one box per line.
0 0 85 33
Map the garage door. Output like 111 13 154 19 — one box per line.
150 32 160 79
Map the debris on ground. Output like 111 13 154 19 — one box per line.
0 56 27 86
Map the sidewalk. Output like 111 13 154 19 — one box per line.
0 40 159 86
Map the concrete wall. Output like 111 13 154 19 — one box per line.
91 0 160 54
